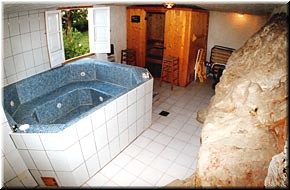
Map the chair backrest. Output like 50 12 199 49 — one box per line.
210 45 235 65
107 44 115 62
121 49 136 65
209 45 235 77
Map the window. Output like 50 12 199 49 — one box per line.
45 10 65 68
61 8 89 60
88 7 110 53
45 7 110 68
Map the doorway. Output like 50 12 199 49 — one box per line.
145 12 165 78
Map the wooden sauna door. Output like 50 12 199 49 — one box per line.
187 11 209 84
145 12 165 78
127 8 147 68
163 9 192 87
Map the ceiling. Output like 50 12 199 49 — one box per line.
2 0 287 16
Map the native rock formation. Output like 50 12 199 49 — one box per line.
265 138 288 188
167 12 288 188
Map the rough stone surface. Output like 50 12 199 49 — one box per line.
166 12 288 188
196 107 208 123
265 138 288 188
196 13 288 188
166 174 196 187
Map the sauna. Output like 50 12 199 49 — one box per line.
127 6 209 86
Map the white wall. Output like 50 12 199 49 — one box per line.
110 6 127 63
2 9 51 87
1 6 127 87
206 11 268 61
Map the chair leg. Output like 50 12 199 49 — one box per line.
170 66 174 91
160 64 165 87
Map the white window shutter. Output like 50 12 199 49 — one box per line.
45 10 65 68
88 7 110 53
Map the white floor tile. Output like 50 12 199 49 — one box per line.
124 159 146 176
154 133 172 146
110 152 132 168
102 180 119 187
156 174 176 187
174 153 195 168
131 177 152 187
189 134 201 147
175 131 192 142
111 170 137 186
168 105 184 113
166 163 189 179
161 126 179 137
166 111 178 120
181 124 196 135
86 173 109 187
152 113 161 122
150 123 166 132
145 140 165 155
167 120 185 130
123 144 142 158
139 166 164 185
159 102 172 110
182 143 200 158
135 149 157 165
141 128 159 140
99 163 121 179
159 147 180 161
156 116 173 126
132 136 152 148
167 138 187 151
149 156 172 173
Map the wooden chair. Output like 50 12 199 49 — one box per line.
121 49 136 66
160 56 179 90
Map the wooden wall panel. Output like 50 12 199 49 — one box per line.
187 11 209 84
163 9 192 87
127 8 146 68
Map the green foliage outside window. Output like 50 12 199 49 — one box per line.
62 9 89 59
63 27 89 60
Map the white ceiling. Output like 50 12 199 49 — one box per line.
2 0 287 16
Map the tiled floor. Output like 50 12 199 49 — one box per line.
82 78 215 187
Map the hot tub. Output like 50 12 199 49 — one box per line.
3 58 153 187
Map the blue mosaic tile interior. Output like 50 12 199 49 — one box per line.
2 58 152 133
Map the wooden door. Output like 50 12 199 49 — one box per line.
187 10 209 84
163 9 192 87
126 8 146 68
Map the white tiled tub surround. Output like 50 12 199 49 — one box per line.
9 79 153 187
1 107 38 188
